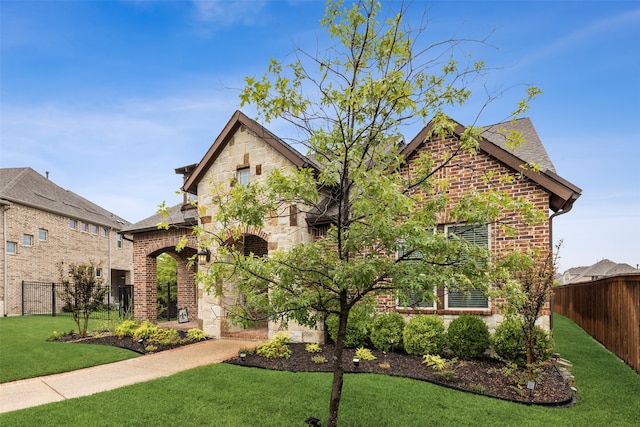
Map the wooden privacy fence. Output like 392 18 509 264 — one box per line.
554 274 640 374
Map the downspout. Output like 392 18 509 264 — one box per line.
548 198 576 330
1 201 12 317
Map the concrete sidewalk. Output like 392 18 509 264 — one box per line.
0 338 259 414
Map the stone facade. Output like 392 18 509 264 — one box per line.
0 202 132 316
196 123 323 342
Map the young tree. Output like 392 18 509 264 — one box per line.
496 246 558 378
195 1 543 425
56 261 107 337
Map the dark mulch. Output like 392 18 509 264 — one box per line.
57 331 206 354
224 343 575 407
59 334 574 406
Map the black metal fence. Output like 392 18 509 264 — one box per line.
22 281 133 320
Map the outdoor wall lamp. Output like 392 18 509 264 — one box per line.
197 248 211 265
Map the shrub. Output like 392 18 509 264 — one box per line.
256 332 292 359
447 315 490 359
492 318 553 367
186 328 207 342
114 320 137 338
133 320 158 340
305 343 322 353
325 300 375 348
354 347 376 361
370 312 405 352
311 355 327 364
422 354 448 370
148 328 182 346
403 315 446 356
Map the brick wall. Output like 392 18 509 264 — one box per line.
1 203 132 315
131 228 198 322
382 134 553 329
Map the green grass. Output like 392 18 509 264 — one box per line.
0 316 138 383
1 314 638 426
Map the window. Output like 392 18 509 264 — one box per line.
397 240 436 309
101 227 108 237
445 224 490 309
116 233 122 249
6 241 17 254
96 268 102 277
80 222 88 232
38 229 48 241
69 219 77 230
236 167 250 186
91 224 98 235
22 235 33 246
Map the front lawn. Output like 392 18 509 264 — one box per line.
0 316 138 383
0 314 638 425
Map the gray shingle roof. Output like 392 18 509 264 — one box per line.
0 167 130 230
482 118 556 173
122 203 198 234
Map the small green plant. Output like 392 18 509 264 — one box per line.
403 315 446 356
311 355 327 364
305 343 322 353
145 345 158 353
256 332 292 359
472 384 487 394
186 328 207 342
422 354 448 370
354 347 376 361
133 320 159 341
148 328 182 346
370 312 405 352
378 361 391 370
447 314 490 359
48 330 63 341
114 320 137 338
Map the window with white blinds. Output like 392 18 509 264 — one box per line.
445 224 489 309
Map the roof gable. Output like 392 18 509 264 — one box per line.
183 111 318 194
0 167 130 229
400 117 581 213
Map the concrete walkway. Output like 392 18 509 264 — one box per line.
0 338 259 414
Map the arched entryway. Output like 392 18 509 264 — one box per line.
130 227 198 324
219 233 269 339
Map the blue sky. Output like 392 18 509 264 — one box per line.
1 1 638 272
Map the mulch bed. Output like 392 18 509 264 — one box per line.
224 343 575 407
59 334 574 406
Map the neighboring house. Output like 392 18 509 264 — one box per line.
0 167 133 316
561 259 638 284
128 111 581 341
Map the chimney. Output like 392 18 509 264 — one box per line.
46 171 49 179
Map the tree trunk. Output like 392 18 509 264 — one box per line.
327 296 349 427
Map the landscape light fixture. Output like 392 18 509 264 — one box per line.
197 248 211 265
240 352 246 362
353 358 360 367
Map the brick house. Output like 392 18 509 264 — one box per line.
0 167 133 316
127 111 580 341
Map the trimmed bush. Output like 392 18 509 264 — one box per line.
403 315 446 356
492 318 553 366
256 332 292 359
148 328 182 346
133 320 158 340
370 312 405 352
447 315 490 359
186 328 207 342
114 320 137 338
325 301 374 348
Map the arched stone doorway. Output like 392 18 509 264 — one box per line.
203 232 270 339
